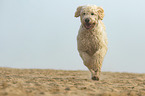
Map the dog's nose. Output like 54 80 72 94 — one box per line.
85 18 90 23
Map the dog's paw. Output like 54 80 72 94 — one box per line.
91 76 99 81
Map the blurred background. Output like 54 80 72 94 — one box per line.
0 0 145 73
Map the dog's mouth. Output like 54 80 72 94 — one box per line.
84 23 96 30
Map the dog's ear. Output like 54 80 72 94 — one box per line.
75 6 83 17
97 7 104 20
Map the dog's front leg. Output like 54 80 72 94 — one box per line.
78 51 91 67
92 49 106 80
79 51 98 80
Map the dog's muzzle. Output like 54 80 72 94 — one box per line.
84 18 96 30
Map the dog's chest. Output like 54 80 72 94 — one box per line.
77 31 100 56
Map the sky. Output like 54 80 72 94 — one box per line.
0 0 145 73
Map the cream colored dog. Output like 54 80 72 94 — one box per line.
75 5 108 81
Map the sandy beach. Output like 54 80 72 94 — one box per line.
0 67 144 96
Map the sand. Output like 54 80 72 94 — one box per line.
0 67 144 96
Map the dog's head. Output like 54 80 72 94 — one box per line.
75 5 104 30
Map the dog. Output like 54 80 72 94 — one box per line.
75 5 108 81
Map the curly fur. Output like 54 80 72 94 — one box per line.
75 5 108 81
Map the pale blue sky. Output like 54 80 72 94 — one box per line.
0 0 145 73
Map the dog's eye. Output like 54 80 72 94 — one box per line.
91 13 94 15
83 13 85 15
